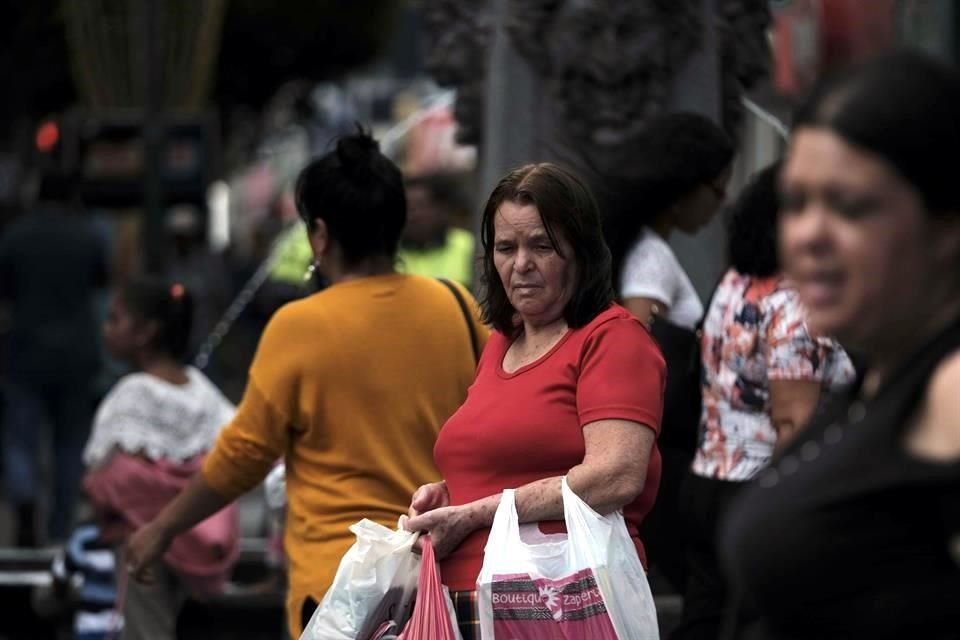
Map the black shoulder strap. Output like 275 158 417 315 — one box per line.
437 278 480 364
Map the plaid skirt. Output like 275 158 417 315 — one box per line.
450 590 480 640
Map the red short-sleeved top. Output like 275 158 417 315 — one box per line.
434 303 666 590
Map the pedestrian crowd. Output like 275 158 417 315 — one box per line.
1 49 958 640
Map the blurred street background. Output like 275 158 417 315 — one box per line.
0 1 957 638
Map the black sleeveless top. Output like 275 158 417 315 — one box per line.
719 322 960 640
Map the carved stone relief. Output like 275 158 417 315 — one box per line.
717 0 773 134
421 0 492 145
420 0 770 163
508 0 702 154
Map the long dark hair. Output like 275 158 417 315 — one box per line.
479 163 614 336
295 128 407 264
727 163 781 277
793 50 960 217
600 112 734 292
121 276 194 361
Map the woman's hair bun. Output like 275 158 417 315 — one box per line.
294 125 406 265
336 125 380 178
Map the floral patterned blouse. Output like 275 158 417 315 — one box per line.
691 269 856 481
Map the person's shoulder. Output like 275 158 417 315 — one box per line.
269 274 457 329
912 349 960 460
252 296 324 354
627 229 675 261
621 232 683 294
582 304 657 344
186 366 237 413
109 371 155 393
576 304 665 367
755 276 810 325
758 278 821 340
717 267 743 290
401 273 484 311
431 273 480 303
752 274 790 305
100 372 159 408
184 366 222 394
268 289 329 326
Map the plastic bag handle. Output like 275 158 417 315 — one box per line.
561 478 618 568
485 480 616 561
484 488 520 553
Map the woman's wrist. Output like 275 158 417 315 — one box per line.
152 513 178 543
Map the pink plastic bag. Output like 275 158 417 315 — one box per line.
488 567 619 638
397 538 461 640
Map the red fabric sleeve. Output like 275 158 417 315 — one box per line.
576 317 666 433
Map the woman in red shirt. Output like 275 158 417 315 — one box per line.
405 163 666 640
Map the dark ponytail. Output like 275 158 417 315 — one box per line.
121 275 194 361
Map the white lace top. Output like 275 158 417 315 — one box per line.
83 367 236 468
620 228 704 330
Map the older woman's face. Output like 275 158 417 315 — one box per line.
779 128 941 351
493 201 576 328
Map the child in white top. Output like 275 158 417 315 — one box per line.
82 276 238 640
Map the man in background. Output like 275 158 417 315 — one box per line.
0 171 108 546
397 174 475 287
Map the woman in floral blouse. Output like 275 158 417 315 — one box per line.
672 164 855 640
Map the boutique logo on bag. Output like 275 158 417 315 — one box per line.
490 568 618 638
538 585 562 620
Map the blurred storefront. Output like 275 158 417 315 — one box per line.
740 0 957 181
771 0 956 99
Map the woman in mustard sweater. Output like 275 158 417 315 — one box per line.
124 130 487 637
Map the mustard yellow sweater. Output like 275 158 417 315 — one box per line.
202 273 487 636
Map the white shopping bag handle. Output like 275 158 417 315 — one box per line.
560 478 617 568
484 480 618 564
484 488 519 554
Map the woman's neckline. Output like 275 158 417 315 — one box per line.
498 326 573 378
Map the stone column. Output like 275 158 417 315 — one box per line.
664 0 727 299
480 0 541 197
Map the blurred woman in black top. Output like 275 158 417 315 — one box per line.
721 50 960 639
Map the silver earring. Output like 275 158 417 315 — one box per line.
303 260 318 281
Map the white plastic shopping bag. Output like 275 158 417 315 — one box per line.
300 519 421 640
477 478 659 639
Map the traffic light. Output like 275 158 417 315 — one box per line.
35 120 60 153
33 117 64 172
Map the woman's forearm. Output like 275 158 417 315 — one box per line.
154 472 232 540
461 462 644 531
445 420 654 551
453 477 562 538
